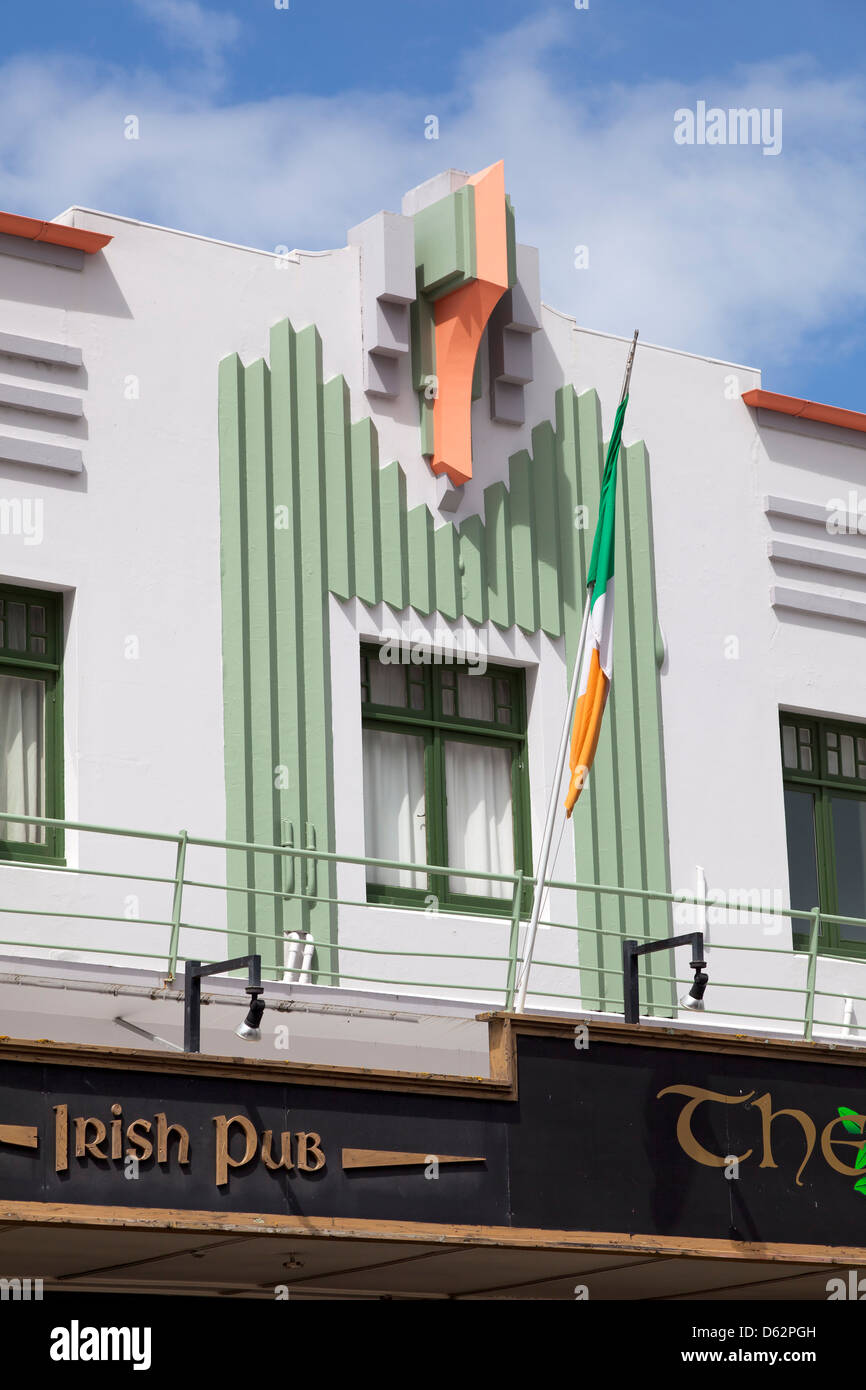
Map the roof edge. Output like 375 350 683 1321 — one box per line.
743 387 866 435
0 210 112 254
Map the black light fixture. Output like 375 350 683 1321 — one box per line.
622 933 707 1025
236 993 266 1042
184 955 264 1053
681 962 709 1012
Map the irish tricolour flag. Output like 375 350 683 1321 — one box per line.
564 394 629 817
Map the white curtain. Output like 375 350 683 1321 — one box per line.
363 728 426 888
456 673 494 721
444 740 513 899
368 659 406 708
0 674 45 843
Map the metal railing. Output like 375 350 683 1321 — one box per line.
1 810 865 1041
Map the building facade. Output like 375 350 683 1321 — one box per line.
0 164 865 1300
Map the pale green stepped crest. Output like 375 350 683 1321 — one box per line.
218 317 672 1012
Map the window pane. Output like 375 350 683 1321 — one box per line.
457 672 494 722
362 729 426 889
841 735 857 779
367 657 407 708
832 796 866 944
7 603 26 652
783 787 820 936
781 725 798 769
0 674 45 843
444 740 513 900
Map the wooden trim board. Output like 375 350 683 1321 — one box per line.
0 1197 862 1268
0 1014 864 1103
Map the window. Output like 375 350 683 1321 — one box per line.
360 644 531 915
0 585 64 863
780 714 866 955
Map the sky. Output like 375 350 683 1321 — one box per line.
1 0 865 406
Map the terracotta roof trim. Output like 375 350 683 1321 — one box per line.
0 211 112 254
742 387 866 436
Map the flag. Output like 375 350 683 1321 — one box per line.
564 394 629 817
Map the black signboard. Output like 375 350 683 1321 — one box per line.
2 1027 866 1247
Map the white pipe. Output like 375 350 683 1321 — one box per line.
696 865 708 951
284 931 302 980
0 971 422 1021
283 931 315 985
515 588 593 1013
299 933 315 985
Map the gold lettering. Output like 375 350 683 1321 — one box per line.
296 1132 326 1172
74 1116 108 1161
155 1112 190 1165
261 1129 294 1171
752 1093 816 1187
125 1118 153 1162
110 1103 123 1160
657 1085 753 1167
213 1114 257 1186
54 1104 68 1173
822 1113 866 1176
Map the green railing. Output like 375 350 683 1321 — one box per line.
0 811 865 1041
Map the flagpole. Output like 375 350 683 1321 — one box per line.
514 586 592 1013
514 330 638 1015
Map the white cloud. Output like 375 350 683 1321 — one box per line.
132 0 240 68
0 12 863 372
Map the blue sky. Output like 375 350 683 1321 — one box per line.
2 0 865 406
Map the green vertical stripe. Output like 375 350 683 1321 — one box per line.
218 354 254 947
622 439 673 1014
407 505 434 614
378 460 409 611
484 481 513 629
323 376 354 601
508 449 538 633
242 358 282 965
350 419 381 606
459 513 487 624
294 326 337 974
269 319 306 940
433 520 461 620
530 420 561 637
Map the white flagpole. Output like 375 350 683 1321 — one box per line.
513 330 639 1015
514 585 593 1013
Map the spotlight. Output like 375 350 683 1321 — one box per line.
184 955 264 1053
680 967 709 1011
236 992 266 1042
622 933 708 1025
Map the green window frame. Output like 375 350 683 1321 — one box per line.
780 713 866 957
0 584 64 864
361 643 532 916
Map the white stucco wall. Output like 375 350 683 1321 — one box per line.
0 195 863 1039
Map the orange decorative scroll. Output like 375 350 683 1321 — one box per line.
430 161 510 486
